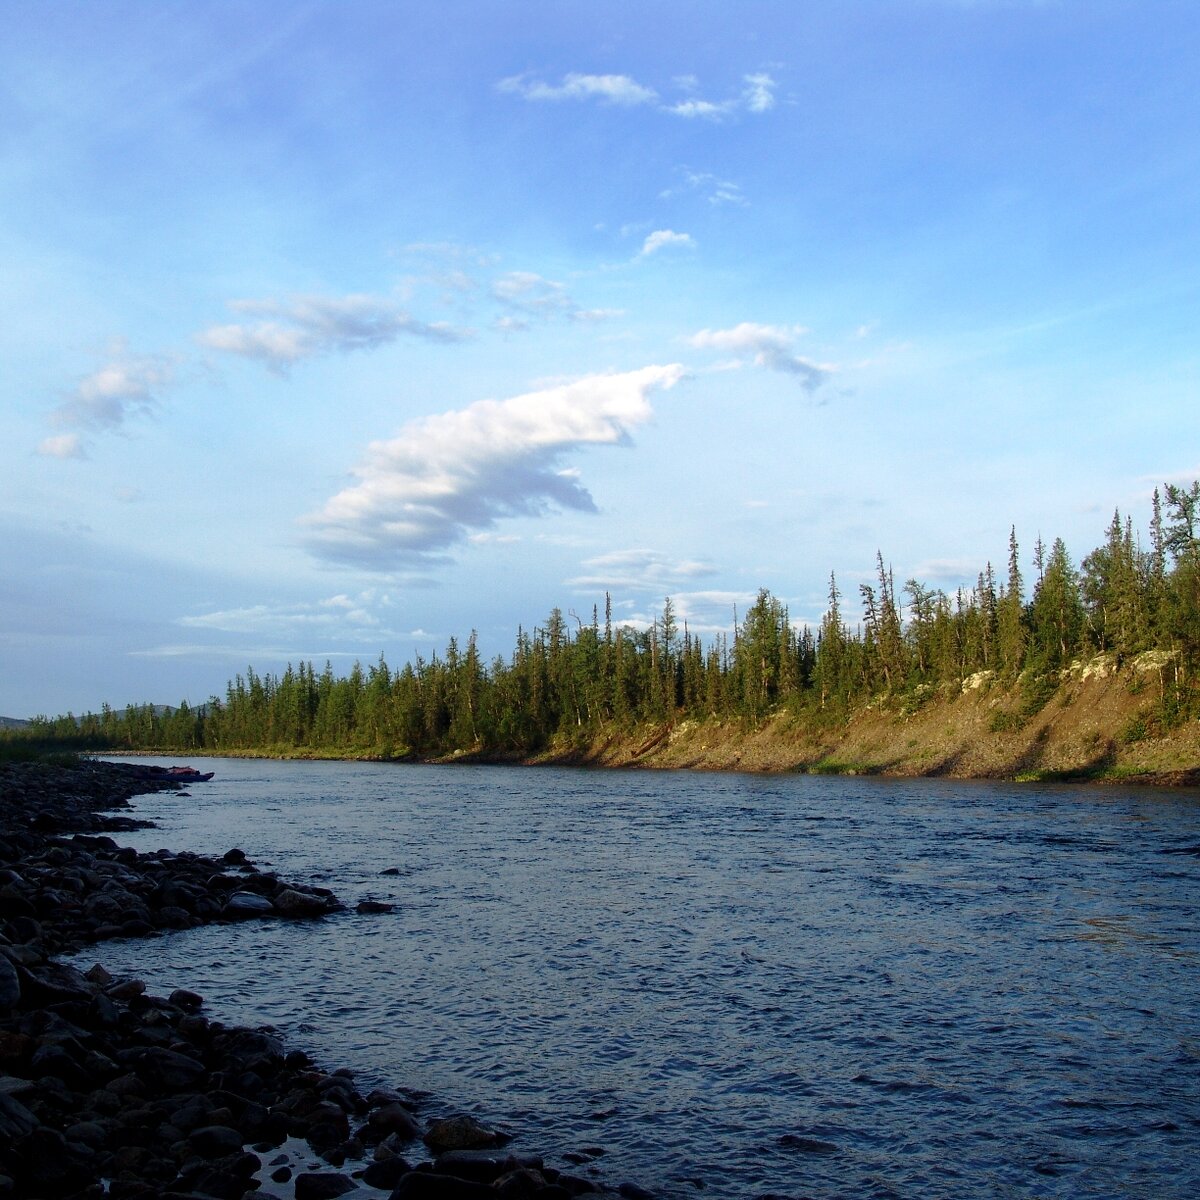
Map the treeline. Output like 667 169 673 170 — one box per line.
17 482 1200 758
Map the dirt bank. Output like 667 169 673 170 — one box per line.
519 653 1200 787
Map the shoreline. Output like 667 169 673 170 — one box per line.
0 758 638 1200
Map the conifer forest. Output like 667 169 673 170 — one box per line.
20 483 1200 759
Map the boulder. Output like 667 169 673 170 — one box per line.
424 1115 509 1154
389 1170 498 1199
294 1172 358 1200
225 892 274 916
272 888 331 918
368 1101 424 1141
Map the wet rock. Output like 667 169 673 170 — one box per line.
0 954 19 1009
174 1148 261 1198
273 888 332 918
357 899 395 914
362 1154 413 1188
494 1167 551 1198
389 1171 499 1199
432 1150 544 1185
369 1100 425 1142
0 1091 39 1140
225 891 275 916
424 1114 509 1154
188 1124 247 1158
294 1171 359 1199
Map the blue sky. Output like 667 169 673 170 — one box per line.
2 0 1198 717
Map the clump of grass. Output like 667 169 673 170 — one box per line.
806 758 877 776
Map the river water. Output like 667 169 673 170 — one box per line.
81 758 1200 1199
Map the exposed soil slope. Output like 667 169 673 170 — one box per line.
521 652 1200 786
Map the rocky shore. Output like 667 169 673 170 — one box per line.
0 759 642 1200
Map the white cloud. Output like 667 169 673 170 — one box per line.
179 591 393 637
499 70 779 120
667 98 732 120
498 72 658 106
42 344 175 455
568 548 719 592
197 293 468 370
304 364 687 569
38 433 86 459
742 73 777 113
689 322 834 392
640 229 696 257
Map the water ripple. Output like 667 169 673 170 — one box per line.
76 760 1200 1200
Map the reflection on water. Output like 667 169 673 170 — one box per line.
80 759 1200 1199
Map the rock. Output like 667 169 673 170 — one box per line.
174 1149 261 1199
294 1172 358 1200
433 1151 543 1185
362 1155 412 1188
369 1101 424 1141
495 1168 551 1198
389 1172 499 1199
0 955 19 1009
223 848 249 865
0 1091 39 1141
424 1115 509 1154
225 892 275 915
84 962 115 986
356 900 395 914
107 978 147 1000
188 1124 247 1158
170 987 204 1010
273 888 331 918
123 1045 207 1090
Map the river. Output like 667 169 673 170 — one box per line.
79 758 1200 1199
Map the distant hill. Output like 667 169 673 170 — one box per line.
0 716 30 729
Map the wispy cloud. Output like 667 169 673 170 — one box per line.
179 590 394 637
689 323 834 392
640 229 696 257
498 72 658 106
499 70 778 120
491 271 623 326
568 548 719 592
661 169 748 207
40 344 175 457
304 364 687 569
197 293 468 370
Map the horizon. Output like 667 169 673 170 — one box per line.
3 1 1198 717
